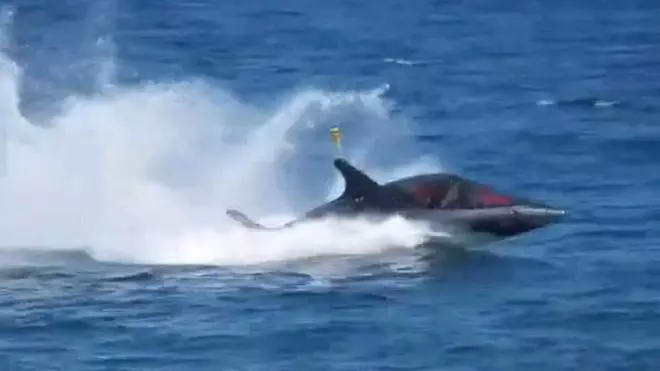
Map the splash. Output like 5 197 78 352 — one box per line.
91 216 436 266
0 7 445 266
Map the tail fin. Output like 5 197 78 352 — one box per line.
226 209 268 229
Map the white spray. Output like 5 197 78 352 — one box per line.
0 6 446 266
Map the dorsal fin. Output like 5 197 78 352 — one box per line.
333 158 380 200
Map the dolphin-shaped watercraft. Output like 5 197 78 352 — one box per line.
226 158 565 243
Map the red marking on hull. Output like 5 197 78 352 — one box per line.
479 188 512 206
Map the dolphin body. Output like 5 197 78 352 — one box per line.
226 158 565 243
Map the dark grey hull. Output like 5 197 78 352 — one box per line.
398 205 565 237
225 158 566 245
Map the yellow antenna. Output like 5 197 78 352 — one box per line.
330 126 343 157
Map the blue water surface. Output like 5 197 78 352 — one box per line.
1 0 660 370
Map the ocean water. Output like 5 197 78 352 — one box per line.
1 0 659 370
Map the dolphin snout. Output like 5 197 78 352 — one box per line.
512 205 566 227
